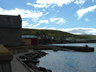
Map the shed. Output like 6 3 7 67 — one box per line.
22 35 38 45
0 14 22 46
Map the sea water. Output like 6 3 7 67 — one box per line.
38 43 96 72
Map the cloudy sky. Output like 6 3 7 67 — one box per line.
0 0 96 35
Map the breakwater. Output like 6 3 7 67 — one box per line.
51 45 94 52
62 46 94 52
30 45 94 52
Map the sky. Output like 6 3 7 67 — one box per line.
0 0 96 35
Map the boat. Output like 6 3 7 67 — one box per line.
53 48 59 51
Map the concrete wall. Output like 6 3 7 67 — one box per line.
0 28 22 46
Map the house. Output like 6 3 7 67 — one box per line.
0 14 22 46
22 35 38 45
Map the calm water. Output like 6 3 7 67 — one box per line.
38 43 96 72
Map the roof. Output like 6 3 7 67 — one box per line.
0 14 22 28
0 44 13 61
22 35 37 38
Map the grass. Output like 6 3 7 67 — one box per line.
22 28 96 39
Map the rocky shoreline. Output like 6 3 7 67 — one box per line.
18 50 52 72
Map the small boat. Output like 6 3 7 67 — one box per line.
53 48 59 51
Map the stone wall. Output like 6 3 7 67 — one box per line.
8 46 29 55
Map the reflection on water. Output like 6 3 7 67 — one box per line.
38 43 96 72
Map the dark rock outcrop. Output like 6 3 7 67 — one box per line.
19 50 52 72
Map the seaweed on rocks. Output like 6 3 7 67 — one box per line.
19 50 52 72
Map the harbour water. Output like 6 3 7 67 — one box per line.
38 43 96 72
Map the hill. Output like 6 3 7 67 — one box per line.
80 35 96 39
22 28 96 39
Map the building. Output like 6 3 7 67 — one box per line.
0 14 22 46
22 35 38 45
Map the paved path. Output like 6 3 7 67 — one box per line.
11 50 34 72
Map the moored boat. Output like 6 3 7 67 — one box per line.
53 48 59 51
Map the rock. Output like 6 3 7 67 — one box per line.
27 63 32 67
32 60 40 65
19 50 50 72
19 55 26 59
38 67 47 72
23 60 27 64
26 56 33 61
47 69 52 72
31 64 38 69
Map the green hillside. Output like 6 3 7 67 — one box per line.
80 35 96 39
22 28 96 39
